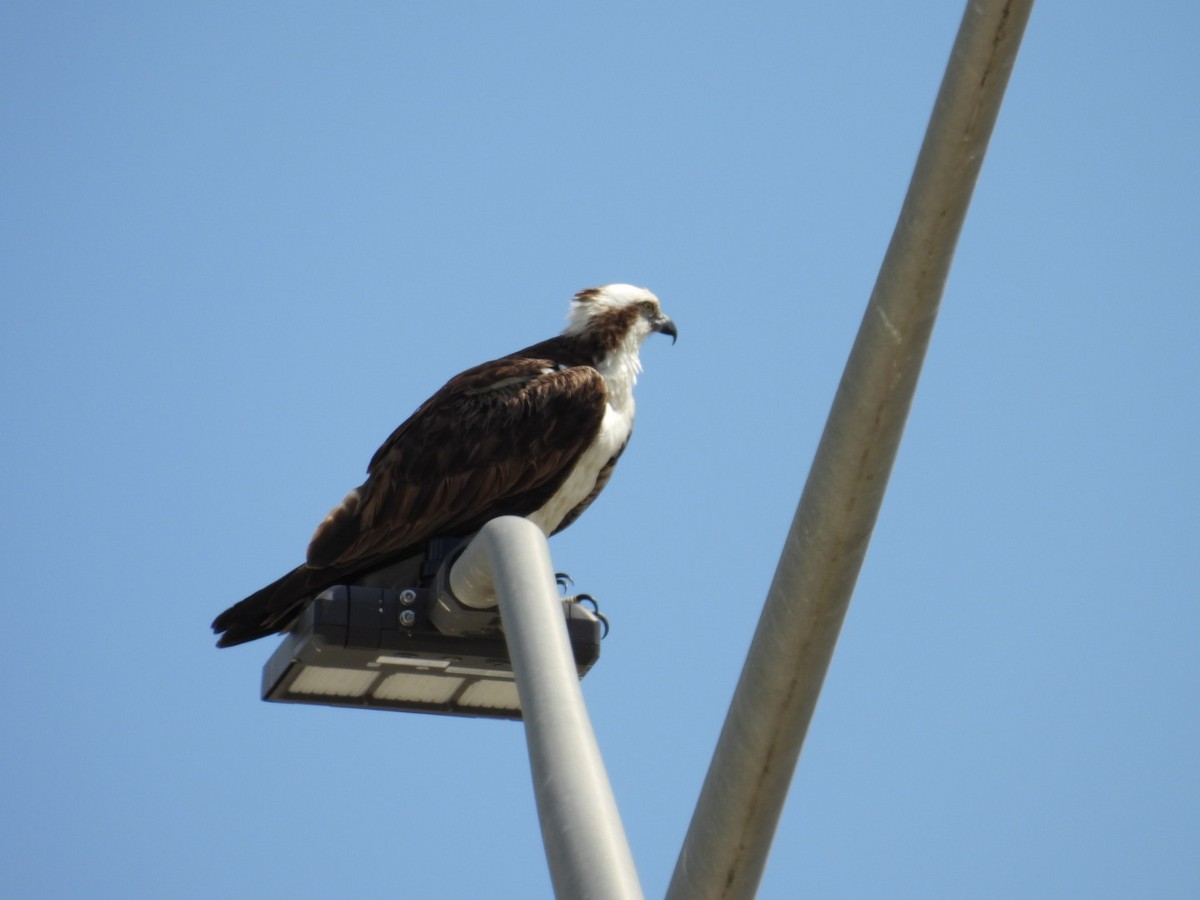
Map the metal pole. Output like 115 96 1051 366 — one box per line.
449 516 644 900
666 2 1035 898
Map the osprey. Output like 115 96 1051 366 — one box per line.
212 284 676 647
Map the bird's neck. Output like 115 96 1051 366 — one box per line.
591 331 643 412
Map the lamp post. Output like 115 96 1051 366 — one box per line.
667 1 1036 897
259 517 642 899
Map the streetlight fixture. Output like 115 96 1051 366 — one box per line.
261 556 603 721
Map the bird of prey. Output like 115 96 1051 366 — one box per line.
212 284 676 647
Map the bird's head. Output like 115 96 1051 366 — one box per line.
564 283 677 349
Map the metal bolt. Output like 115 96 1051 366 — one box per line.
399 609 417 628
399 589 417 606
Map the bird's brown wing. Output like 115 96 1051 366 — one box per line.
212 359 608 646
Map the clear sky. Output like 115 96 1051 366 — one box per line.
2 2 1197 898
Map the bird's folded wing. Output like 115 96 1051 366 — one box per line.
306 358 609 570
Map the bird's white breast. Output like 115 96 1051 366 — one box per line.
527 398 634 535
527 339 641 536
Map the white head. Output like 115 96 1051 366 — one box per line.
563 284 677 347
560 284 675 401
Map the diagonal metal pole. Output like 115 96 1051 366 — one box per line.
449 516 643 900
666 2 1035 898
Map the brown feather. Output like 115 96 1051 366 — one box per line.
212 348 609 646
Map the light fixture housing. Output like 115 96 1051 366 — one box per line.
262 584 602 720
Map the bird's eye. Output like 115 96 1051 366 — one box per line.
639 300 657 314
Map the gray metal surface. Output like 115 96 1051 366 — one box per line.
666 2 1036 898
450 516 643 900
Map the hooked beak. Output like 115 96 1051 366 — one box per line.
652 313 678 344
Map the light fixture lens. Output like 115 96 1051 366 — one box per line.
459 680 521 711
289 666 378 698
374 672 464 704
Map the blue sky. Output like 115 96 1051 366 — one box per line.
2 2 1197 897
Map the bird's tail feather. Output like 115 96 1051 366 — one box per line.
211 565 325 648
